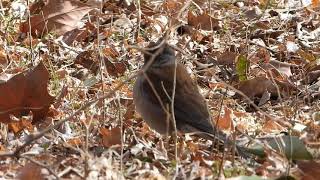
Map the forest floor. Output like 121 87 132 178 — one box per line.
0 0 320 179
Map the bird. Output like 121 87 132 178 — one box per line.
133 38 230 144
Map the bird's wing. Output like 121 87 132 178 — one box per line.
146 63 216 134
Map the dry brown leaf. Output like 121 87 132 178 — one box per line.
244 6 262 20
20 0 94 37
67 138 82 146
74 50 99 74
262 120 285 133
103 47 120 59
217 51 237 66
8 115 34 134
105 59 128 77
235 76 277 99
312 0 320 8
162 0 185 16
188 11 221 31
298 49 316 62
302 70 320 84
100 127 121 148
268 59 296 77
297 160 320 180
62 22 97 45
215 107 234 131
0 62 55 123
0 144 5 152
0 49 7 65
208 82 226 89
235 75 297 101
17 163 44 180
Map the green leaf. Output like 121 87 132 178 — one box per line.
243 135 313 160
236 54 249 81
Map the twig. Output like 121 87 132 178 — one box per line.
134 0 141 42
116 92 124 174
170 40 179 176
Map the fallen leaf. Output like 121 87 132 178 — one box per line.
312 0 320 8
188 11 221 31
244 6 262 20
297 160 320 180
17 163 43 180
8 114 34 134
244 136 312 160
235 76 276 100
0 49 7 65
302 70 320 84
103 46 120 59
67 137 82 146
269 59 296 77
298 49 316 62
74 50 99 74
20 0 94 37
262 120 285 133
215 107 234 131
105 59 128 77
235 76 297 101
0 62 55 123
62 22 97 45
100 127 121 148
162 0 184 16
217 51 237 66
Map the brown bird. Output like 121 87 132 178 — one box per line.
133 38 229 143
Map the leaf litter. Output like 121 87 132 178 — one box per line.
0 0 320 179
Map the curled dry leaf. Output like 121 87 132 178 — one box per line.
20 0 94 37
0 62 55 123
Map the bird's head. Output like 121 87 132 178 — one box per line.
143 38 175 66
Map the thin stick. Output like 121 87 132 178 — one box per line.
171 47 179 176
117 92 124 174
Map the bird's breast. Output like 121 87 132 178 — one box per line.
133 75 173 135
